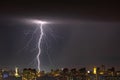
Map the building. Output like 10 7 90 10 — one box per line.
3 76 22 80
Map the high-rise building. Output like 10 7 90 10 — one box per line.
14 67 20 77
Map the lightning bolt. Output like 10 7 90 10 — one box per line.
37 23 44 72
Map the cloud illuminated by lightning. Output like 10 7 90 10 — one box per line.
33 20 47 24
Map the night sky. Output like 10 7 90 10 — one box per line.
0 1 120 71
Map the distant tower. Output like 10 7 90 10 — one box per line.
93 66 97 74
93 66 98 80
14 67 20 77
101 65 105 71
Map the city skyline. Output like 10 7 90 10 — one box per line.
0 1 120 71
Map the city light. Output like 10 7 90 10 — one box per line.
0 65 120 80
87 70 90 74
93 67 97 74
